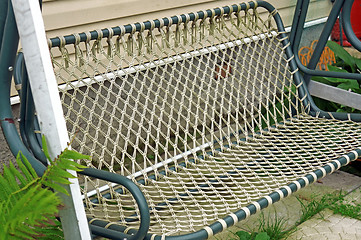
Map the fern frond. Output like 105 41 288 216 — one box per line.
33 217 64 240
40 136 87 195
2 165 20 193
16 152 38 181
8 162 28 187
59 149 90 162
53 158 86 172
1 185 60 240
41 136 52 163
0 136 90 239
8 187 58 224
0 170 13 202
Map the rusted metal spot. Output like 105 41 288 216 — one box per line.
0 118 15 124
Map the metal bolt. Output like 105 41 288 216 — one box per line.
8 66 13 71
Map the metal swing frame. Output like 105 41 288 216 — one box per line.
1 0 361 239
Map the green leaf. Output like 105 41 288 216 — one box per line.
59 149 90 161
35 222 64 240
337 80 359 90
18 152 38 179
355 58 361 71
311 76 334 85
42 136 52 163
0 171 14 201
0 144 70 239
324 77 351 84
327 65 349 73
236 230 251 240
336 108 347 113
2 166 20 193
323 66 352 84
46 175 72 185
8 163 27 187
327 41 356 72
7 187 57 230
53 158 85 171
0 137 91 239
255 232 271 240
44 182 69 195
15 156 35 184
48 167 76 179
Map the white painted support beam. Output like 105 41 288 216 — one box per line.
309 80 361 111
11 0 91 239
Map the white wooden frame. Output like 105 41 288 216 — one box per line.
308 80 361 111
11 0 91 239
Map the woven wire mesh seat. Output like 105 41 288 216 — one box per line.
9 0 361 239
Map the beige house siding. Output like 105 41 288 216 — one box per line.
43 0 332 38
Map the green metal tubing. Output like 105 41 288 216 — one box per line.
14 53 31 149
296 60 361 81
289 0 305 49
23 84 48 163
48 2 258 48
89 224 138 240
0 1 46 176
291 0 361 82
260 1 314 116
342 0 361 51
289 0 361 121
79 168 150 240
303 0 345 84
0 0 8 50
289 0 360 85
41 131 361 239
13 53 46 163
290 0 310 63
149 148 361 240
308 110 361 121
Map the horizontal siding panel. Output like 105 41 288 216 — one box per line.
43 0 332 38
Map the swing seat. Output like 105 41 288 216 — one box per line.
3 1 361 239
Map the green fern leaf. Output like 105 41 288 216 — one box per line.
49 159 79 172
41 136 53 163
44 181 69 196
0 137 90 239
59 149 90 161
46 175 72 185
48 167 76 179
34 218 64 240
4 187 58 239
11 226 40 240
52 158 86 172
2 166 20 193
16 152 38 181
8 162 28 187
0 172 13 202
0 155 63 239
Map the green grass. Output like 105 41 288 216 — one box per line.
297 190 361 221
296 193 337 224
328 190 361 220
231 213 296 240
230 188 361 240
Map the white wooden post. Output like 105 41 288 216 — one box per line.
11 0 92 239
